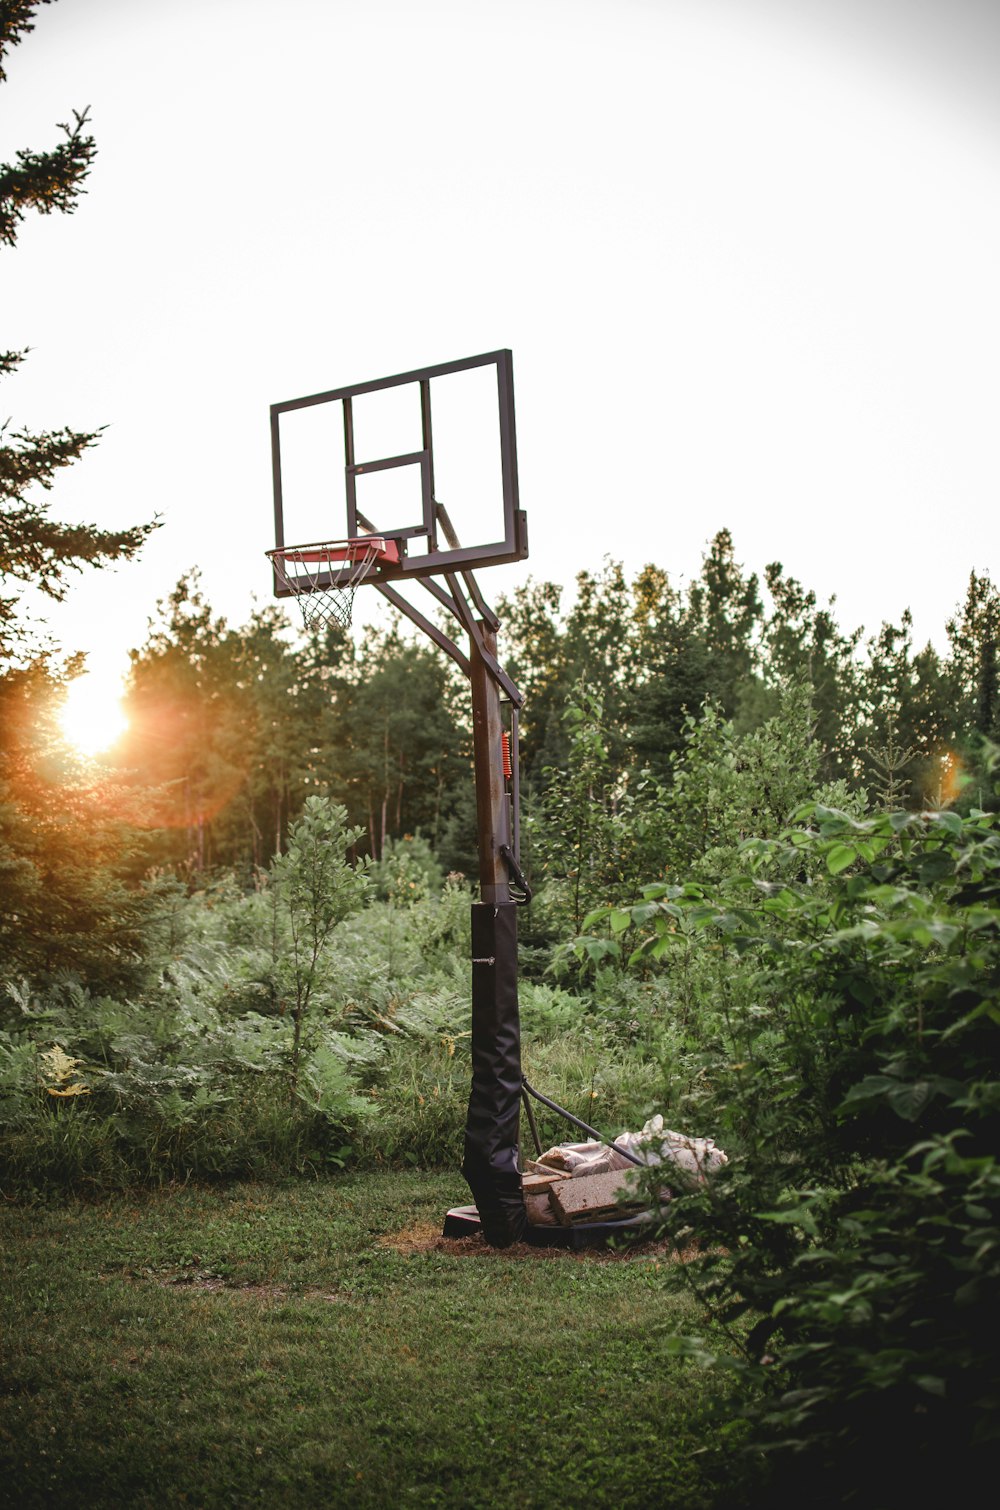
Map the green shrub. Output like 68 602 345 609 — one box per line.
368 832 444 902
0 813 473 1188
0 968 377 1189
607 790 1000 1504
354 983 471 1167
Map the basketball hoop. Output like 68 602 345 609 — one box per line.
266 537 399 630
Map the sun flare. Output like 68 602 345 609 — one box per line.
59 675 129 757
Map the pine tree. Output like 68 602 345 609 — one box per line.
0 2 159 988
946 571 1000 736
0 0 155 659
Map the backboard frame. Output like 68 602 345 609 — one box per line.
269 349 527 596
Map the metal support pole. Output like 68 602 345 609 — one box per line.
461 623 527 1246
470 623 510 903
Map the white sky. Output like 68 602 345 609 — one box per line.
4 0 999 692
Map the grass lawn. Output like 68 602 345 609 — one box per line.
0 1171 759 1508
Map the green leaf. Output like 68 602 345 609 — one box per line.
757 1204 819 1237
583 938 620 963
887 1080 934 1121
628 901 663 926
928 810 963 836
826 843 857 875
640 933 677 963
814 804 859 828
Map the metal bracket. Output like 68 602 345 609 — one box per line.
371 581 471 678
499 844 532 905
444 571 524 707
521 1079 646 1168
356 506 523 707
435 500 500 630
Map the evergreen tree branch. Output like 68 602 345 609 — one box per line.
0 413 157 599
0 0 53 82
0 418 101 498
0 500 157 596
0 8 157 656
0 105 96 246
0 347 28 377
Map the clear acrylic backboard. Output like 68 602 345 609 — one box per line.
269 350 528 597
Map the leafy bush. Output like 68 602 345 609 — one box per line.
0 800 379 1189
604 792 1000 1504
0 973 375 1188
522 1024 664 1151
350 976 471 1166
369 832 444 902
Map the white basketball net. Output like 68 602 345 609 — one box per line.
268 539 382 631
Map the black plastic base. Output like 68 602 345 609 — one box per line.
442 1204 654 1251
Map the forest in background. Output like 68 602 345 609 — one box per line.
3 527 1000 986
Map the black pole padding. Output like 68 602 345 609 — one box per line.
521 1078 646 1168
462 902 527 1246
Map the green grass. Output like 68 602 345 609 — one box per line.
0 1172 759 1508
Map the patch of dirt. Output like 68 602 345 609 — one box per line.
379 1225 688 1263
154 1272 290 1299
377 1220 447 1255
120 1269 349 1303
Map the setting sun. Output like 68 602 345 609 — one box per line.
59 674 129 757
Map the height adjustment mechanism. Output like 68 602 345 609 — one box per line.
499 843 532 905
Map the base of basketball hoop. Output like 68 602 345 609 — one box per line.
441 1204 655 1250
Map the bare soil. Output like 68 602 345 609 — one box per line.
378 1220 683 1263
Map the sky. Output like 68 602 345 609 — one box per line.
5 0 1000 701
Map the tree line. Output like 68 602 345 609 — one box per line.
103 533 1000 876
2 533 999 987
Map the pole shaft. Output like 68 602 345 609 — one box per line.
470 623 509 904
462 620 526 1245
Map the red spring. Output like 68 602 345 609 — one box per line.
501 731 512 779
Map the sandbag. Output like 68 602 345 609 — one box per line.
614 1114 728 1180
